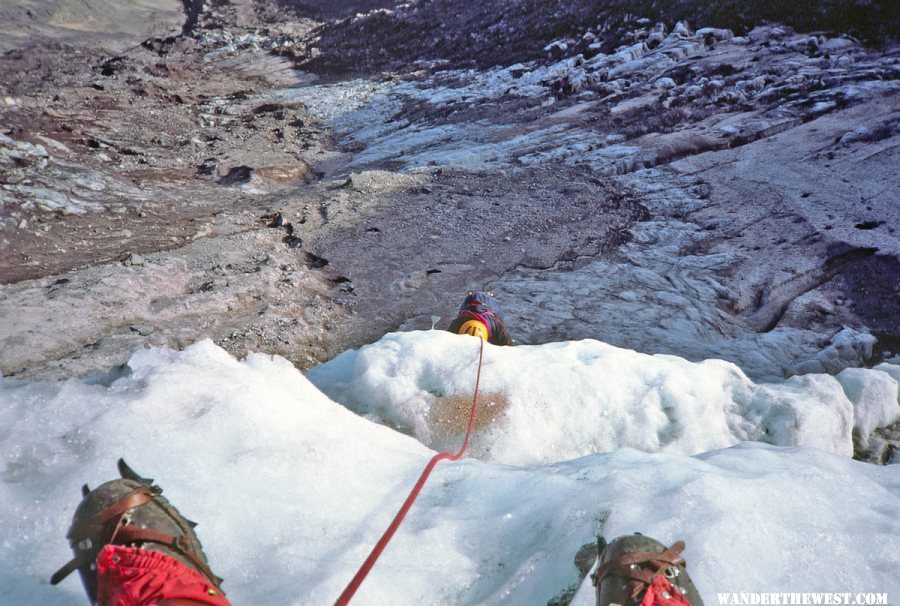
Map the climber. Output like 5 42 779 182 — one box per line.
447 291 512 346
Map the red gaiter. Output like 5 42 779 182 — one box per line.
96 545 232 606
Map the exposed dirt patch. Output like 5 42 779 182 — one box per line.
307 165 651 351
428 390 510 437
0 21 326 285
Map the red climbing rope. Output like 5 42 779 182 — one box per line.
334 338 486 606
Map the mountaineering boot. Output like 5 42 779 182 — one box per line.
51 459 228 605
592 534 704 606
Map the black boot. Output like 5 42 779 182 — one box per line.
50 459 223 604
592 534 704 606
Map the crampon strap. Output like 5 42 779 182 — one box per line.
593 540 693 605
51 486 155 586
51 485 223 594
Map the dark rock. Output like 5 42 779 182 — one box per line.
218 165 253 186
267 212 284 228
282 235 303 248
305 252 328 268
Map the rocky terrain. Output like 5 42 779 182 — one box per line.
1 0 898 459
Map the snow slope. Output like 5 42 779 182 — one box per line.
1 338 898 605
308 331 898 464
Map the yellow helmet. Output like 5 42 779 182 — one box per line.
458 319 489 341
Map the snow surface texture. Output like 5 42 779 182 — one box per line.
308 331 899 464
3 339 898 605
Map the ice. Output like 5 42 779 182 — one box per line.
836 367 900 453
2 339 897 605
309 331 899 464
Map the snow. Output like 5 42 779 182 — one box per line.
2 338 898 605
308 331 899 464
0 132 144 215
836 367 900 447
273 78 395 124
